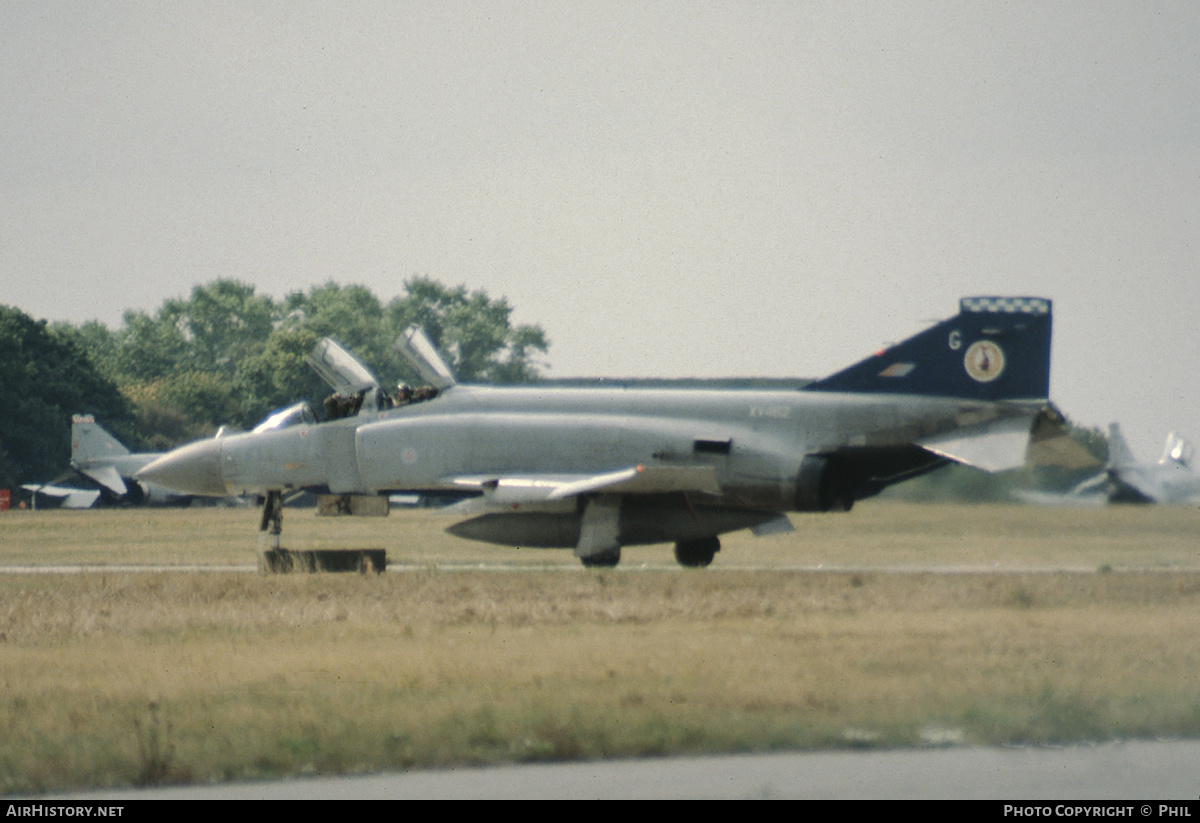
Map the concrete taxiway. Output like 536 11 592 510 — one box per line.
53 740 1200 800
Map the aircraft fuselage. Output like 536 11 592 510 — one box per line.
136 297 1056 563
165 384 1036 513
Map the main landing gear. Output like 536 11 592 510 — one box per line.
674 536 720 568
577 537 721 568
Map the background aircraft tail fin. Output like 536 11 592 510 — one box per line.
1159 432 1193 468
70 414 130 466
1106 423 1138 468
805 297 1052 401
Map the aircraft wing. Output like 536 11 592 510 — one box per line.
22 484 102 508
449 464 721 504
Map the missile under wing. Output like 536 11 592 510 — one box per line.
138 297 1061 567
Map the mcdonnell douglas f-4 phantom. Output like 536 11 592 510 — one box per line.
138 297 1062 567
1071 423 1200 504
24 416 188 508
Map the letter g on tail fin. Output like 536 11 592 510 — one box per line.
805 297 1052 402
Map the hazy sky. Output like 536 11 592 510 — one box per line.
3 2 1198 461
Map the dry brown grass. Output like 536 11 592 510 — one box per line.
2 501 1199 794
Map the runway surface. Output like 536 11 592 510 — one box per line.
55 740 1200 800
0 562 1112 574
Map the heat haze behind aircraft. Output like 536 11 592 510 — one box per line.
138 297 1073 566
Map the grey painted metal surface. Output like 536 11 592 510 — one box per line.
138 298 1069 566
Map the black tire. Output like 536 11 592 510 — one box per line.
674 536 719 568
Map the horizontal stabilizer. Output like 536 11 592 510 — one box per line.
918 414 1036 472
1108 472 1160 503
80 465 128 496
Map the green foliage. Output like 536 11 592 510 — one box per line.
164 281 276 379
121 372 240 449
120 383 203 453
35 277 550 449
238 326 327 426
282 282 388 361
386 277 549 383
112 309 190 383
0 306 135 487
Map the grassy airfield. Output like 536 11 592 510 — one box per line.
2 501 1199 794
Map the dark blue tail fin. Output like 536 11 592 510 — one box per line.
805 297 1052 401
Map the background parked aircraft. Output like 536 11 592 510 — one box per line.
23 416 187 508
1072 423 1200 504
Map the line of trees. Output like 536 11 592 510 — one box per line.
0 277 549 489
0 305 138 491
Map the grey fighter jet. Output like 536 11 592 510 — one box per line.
1072 423 1200 504
24 416 185 507
138 297 1064 567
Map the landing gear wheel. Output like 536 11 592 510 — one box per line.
580 548 621 568
674 536 720 568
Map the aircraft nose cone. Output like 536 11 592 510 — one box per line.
136 438 226 496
